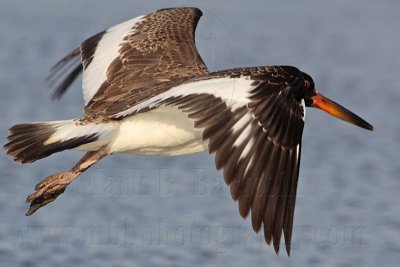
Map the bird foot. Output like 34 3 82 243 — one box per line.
25 172 76 216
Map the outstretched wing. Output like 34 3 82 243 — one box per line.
48 7 208 109
115 66 306 255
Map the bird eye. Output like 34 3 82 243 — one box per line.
305 80 311 88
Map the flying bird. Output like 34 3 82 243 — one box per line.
4 7 373 255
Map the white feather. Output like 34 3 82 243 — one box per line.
232 113 252 133
233 121 252 148
244 156 254 176
239 137 254 160
44 120 117 151
113 76 256 118
82 15 145 104
108 106 206 155
301 99 306 120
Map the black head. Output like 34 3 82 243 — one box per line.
300 71 373 131
301 72 317 106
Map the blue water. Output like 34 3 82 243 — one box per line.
1 0 399 266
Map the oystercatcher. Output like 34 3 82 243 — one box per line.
4 7 373 255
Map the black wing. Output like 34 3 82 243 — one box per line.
136 66 307 255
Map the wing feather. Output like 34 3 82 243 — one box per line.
47 7 208 109
117 67 306 255
47 48 81 100
84 7 208 113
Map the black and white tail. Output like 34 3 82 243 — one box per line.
4 120 115 163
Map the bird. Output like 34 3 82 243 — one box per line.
4 7 373 255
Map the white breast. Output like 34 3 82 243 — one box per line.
108 106 207 155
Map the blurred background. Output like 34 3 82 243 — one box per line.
0 0 399 266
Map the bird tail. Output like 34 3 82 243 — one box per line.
4 119 115 163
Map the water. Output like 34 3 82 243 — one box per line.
1 0 399 266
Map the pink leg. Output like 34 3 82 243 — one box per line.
25 147 109 215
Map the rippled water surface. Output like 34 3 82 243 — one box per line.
1 1 399 266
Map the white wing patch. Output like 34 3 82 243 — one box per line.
301 99 306 120
113 77 256 118
44 120 116 146
232 112 252 133
234 122 252 148
82 15 145 104
240 137 255 160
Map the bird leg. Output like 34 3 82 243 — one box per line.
25 147 109 216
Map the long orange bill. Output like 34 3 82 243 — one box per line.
311 92 374 131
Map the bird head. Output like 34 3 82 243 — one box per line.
302 72 373 131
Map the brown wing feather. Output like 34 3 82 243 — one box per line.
146 67 306 255
84 7 208 116
47 7 208 109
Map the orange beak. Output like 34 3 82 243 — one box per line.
311 92 373 131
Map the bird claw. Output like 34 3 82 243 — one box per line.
25 188 66 216
25 172 75 216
